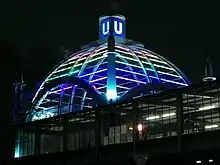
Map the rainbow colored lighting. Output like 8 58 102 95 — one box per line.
28 18 190 122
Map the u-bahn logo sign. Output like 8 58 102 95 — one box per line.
99 16 125 39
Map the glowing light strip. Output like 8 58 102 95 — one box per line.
149 58 167 64
133 50 144 55
116 76 146 84
145 68 157 72
48 73 69 81
146 116 160 120
157 71 181 78
79 68 107 78
55 66 72 73
149 75 160 79
97 86 106 90
116 61 143 69
116 68 146 76
141 61 152 65
95 46 108 52
90 77 107 83
49 86 73 94
47 70 79 81
74 62 83 67
80 51 91 58
115 45 130 51
116 49 135 56
205 125 218 129
117 55 139 62
83 105 93 108
81 50 107 58
160 78 188 86
138 55 148 60
199 105 215 111
141 51 159 59
74 56 104 68
66 54 82 62
134 50 159 59
77 57 87 62
117 91 126 95
59 61 76 68
117 85 130 90
152 64 174 70
85 56 104 63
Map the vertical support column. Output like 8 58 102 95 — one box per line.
106 18 117 102
63 117 68 152
176 93 183 153
69 85 76 112
107 52 117 101
34 124 41 155
58 87 65 115
132 101 138 153
95 106 101 164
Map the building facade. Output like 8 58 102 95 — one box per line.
14 14 193 158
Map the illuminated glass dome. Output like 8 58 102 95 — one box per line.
27 15 191 121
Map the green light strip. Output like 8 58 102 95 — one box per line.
85 56 104 63
141 61 152 65
55 66 72 73
73 56 104 68
47 70 79 81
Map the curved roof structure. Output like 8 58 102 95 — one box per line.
27 15 191 121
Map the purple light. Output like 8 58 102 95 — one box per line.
116 76 146 84
79 68 107 78
116 68 146 76
49 86 73 94
90 77 107 83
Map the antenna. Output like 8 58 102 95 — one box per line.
110 0 121 13
12 72 26 121
203 56 216 82
60 45 69 59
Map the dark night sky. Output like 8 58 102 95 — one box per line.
1 0 219 88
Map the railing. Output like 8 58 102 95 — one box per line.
13 81 220 158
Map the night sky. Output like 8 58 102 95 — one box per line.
1 0 219 88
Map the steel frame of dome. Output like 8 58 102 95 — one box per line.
27 16 191 122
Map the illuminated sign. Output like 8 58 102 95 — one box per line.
99 16 125 40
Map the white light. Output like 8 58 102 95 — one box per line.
106 89 117 101
32 112 54 121
14 151 19 158
162 113 176 118
196 160 202 164
205 125 218 129
146 116 160 120
199 105 216 111
209 159 214 162
137 124 143 132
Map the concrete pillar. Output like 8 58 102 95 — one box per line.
176 94 183 152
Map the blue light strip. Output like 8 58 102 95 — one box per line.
116 68 146 76
90 77 107 83
79 68 107 78
116 76 146 84
160 78 188 86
